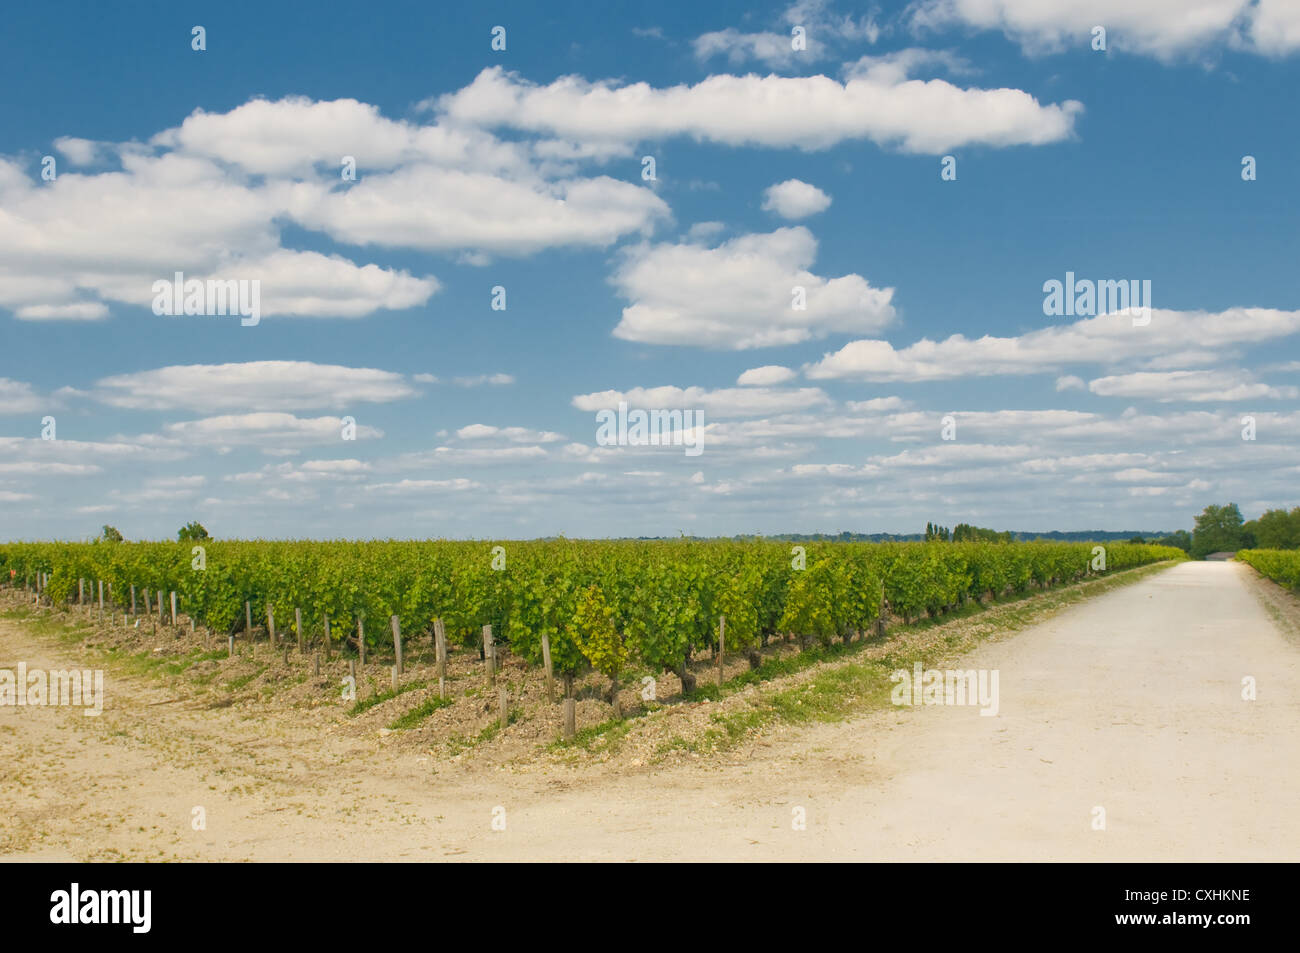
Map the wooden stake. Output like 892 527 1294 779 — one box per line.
323 614 331 661
391 615 402 675
483 624 495 685
563 698 576 739
718 615 726 686
313 654 320 677
357 618 365 665
498 685 509 730
434 618 446 686
541 632 554 703
130 585 136 615
78 578 84 605
171 591 178 626
245 601 252 640
391 666 398 692
268 607 276 647
296 608 304 654
228 634 234 658
98 580 104 611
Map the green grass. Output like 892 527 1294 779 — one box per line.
549 704 661 752
445 707 523 754
224 664 268 692
346 679 422 717
387 693 454 730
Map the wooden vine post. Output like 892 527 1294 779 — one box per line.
541 632 554 703
434 618 447 698
717 615 726 686
483 624 495 686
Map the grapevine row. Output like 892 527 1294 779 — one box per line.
1236 549 1300 591
0 540 1183 685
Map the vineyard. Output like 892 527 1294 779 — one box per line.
1237 549 1300 591
0 539 1184 703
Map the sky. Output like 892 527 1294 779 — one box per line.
2 0 1299 541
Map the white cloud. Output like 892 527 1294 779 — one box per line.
738 365 798 386
572 384 831 418
0 87 684 321
694 1 882 66
1088 370 1299 402
1246 0 1300 55
453 373 515 387
95 362 417 412
53 137 102 166
364 478 481 494
612 227 895 349
762 179 832 219
435 65 1082 155
910 0 1300 59
152 413 383 449
0 379 49 415
806 308 1300 382
1055 375 1086 391
388 446 550 466
845 396 909 412
455 424 564 443
287 167 668 255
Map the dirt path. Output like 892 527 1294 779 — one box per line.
3 560 1298 861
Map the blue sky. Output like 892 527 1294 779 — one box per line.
2 0 1299 540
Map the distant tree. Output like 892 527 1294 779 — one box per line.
1190 504 1249 559
1242 507 1300 550
177 521 210 542
99 525 124 542
1154 530 1192 553
1128 535 1145 544
953 523 1014 543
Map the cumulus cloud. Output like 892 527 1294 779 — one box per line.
572 384 831 418
693 0 883 67
94 361 418 412
762 179 832 219
0 89 678 321
148 413 383 449
455 424 565 442
737 365 798 386
286 167 668 255
611 227 895 349
435 64 1082 154
805 308 1300 382
0 378 49 415
910 0 1300 60
453 373 515 387
1088 370 1300 402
